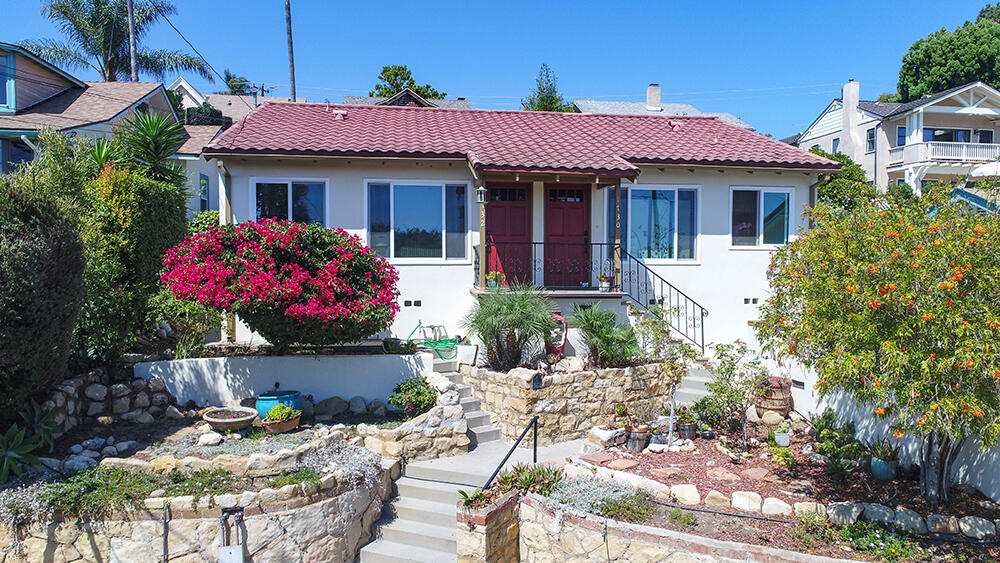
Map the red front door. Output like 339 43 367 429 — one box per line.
544 184 590 288
485 183 532 286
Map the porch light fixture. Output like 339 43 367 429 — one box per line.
476 185 488 205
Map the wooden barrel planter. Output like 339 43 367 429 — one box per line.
625 425 649 452
757 376 794 417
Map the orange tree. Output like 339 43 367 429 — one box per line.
755 185 1000 507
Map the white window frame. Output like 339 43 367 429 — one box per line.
728 186 796 250
199 174 209 212
831 137 840 153
865 127 876 153
363 178 473 265
618 184 701 264
896 126 906 146
248 176 330 227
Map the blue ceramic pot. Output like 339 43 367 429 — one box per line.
870 457 898 482
256 390 301 419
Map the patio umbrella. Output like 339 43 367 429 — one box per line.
970 161 1000 178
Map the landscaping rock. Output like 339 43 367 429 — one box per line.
740 467 770 481
300 396 314 418
861 503 895 524
99 457 150 471
809 453 831 465
110 383 130 398
927 514 960 534
135 412 155 424
39 457 62 471
580 451 615 465
83 384 108 401
116 440 139 453
958 516 996 539
348 396 366 415
100 446 118 457
794 502 825 517
165 405 185 420
367 399 387 417
745 405 760 423
277 484 299 500
732 491 762 513
705 490 731 508
198 432 224 446
670 484 700 505
111 396 130 414
81 437 105 450
607 458 638 471
827 502 863 525
760 410 785 426
554 356 585 372
119 409 142 421
148 376 166 392
132 392 150 408
69 444 83 454
650 467 684 479
706 468 740 482
215 494 239 509
151 392 170 406
149 455 180 474
239 491 258 507
258 488 278 504
87 401 106 416
894 507 927 534
762 497 793 516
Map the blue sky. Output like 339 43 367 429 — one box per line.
0 0 988 137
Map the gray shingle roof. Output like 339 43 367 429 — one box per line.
341 95 471 109
573 100 754 130
0 81 161 132
852 82 985 118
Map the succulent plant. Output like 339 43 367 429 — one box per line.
0 425 41 484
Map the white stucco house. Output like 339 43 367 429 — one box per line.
201 102 838 355
791 80 1000 190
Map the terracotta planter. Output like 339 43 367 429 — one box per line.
262 414 301 435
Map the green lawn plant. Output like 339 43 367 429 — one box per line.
756 184 1000 506
462 284 554 371
268 466 320 489
838 520 923 562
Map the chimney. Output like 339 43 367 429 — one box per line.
840 79 863 159
646 83 662 111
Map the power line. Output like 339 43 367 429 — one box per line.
151 5 253 111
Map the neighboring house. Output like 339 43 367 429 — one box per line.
574 84 754 130
792 80 1000 190
168 76 304 122
203 102 836 352
343 87 471 109
0 41 175 173
175 124 223 218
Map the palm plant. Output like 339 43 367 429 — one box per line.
568 304 640 367
119 112 185 184
22 0 212 82
216 69 252 95
462 284 553 371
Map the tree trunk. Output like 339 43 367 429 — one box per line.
919 431 964 508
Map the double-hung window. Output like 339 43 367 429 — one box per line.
896 126 906 146
731 188 793 247
0 51 13 111
865 127 876 152
608 185 698 261
367 181 468 260
253 179 326 225
831 138 840 153
199 174 209 212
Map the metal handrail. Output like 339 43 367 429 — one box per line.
619 247 708 352
481 415 538 490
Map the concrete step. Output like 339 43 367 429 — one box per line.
678 374 714 392
470 425 501 444
671 388 708 405
459 396 481 413
433 358 459 372
404 464 490 488
359 539 457 563
454 383 472 399
380 519 456 553
463 410 491 428
395 476 466 503
438 370 462 383
390 496 458 528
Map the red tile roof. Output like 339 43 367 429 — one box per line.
205 103 839 177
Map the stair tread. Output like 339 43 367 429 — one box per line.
392 494 461 513
397 476 468 494
360 539 457 562
380 518 456 539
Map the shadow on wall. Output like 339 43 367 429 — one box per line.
133 353 434 407
819 391 1000 503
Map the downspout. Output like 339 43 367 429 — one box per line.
19 134 38 155
216 159 236 342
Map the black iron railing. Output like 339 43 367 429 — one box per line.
620 247 707 352
482 241 617 290
482 416 538 490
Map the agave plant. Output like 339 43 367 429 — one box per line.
120 112 186 185
0 425 41 484
88 137 122 174
19 401 60 453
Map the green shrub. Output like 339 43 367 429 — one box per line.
268 466 320 488
0 181 85 423
462 284 553 371
698 341 768 438
812 409 863 461
568 304 639 367
838 520 922 561
188 210 220 235
73 165 187 367
265 403 300 421
598 492 652 523
386 376 436 419
667 507 697 528
44 466 159 518
164 468 236 505
18 401 59 454
0 425 42 484
768 446 796 467
147 288 221 358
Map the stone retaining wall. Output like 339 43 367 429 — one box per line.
460 363 677 446
0 459 400 563
456 490 520 563
39 369 179 436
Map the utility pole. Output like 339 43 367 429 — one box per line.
127 0 138 81
285 0 296 101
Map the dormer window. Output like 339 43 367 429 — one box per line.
0 50 14 111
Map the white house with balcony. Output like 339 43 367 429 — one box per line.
791 80 1000 191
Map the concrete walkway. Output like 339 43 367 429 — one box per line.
404 437 589 486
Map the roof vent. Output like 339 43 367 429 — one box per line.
329 110 348 120
668 119 682 131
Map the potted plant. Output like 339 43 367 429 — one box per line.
867 438 900 482
699 422 716 440
598 272 612 292
485 271 505 291
617 403 649 452
649 427 667 445
262 403 301 435
773 420 791 447
676 404 698 440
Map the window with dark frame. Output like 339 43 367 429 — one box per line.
367 182 468 260
732 189 790 246
897 126 906 146
254 180 325 225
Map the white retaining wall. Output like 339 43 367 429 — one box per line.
133 352 433 406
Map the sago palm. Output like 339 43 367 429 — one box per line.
462 284 554 371
22 0 212 82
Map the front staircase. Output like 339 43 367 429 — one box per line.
359 369 500 562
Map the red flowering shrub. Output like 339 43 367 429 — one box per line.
161 219 399 350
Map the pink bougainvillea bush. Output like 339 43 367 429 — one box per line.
161 219 399 350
